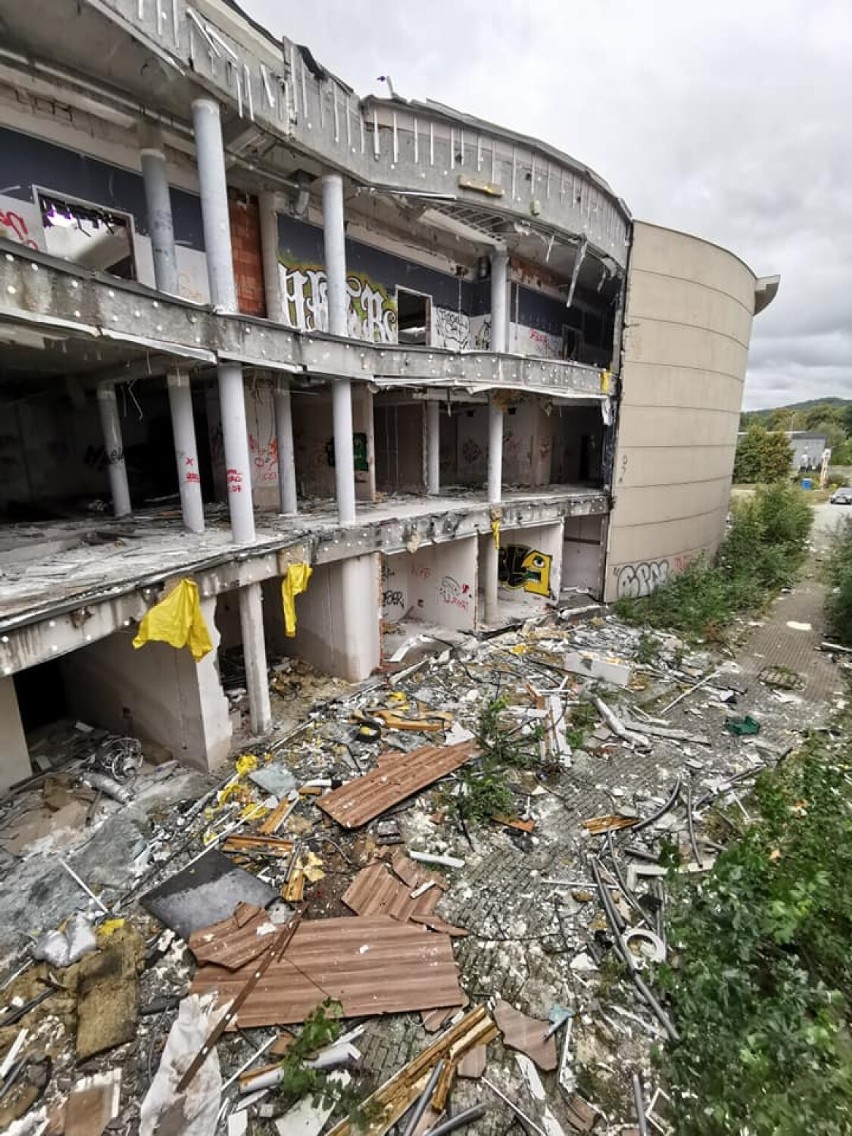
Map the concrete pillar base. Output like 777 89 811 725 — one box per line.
0 676 31 791
239 583 272 735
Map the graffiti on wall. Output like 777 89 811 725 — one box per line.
433 308 471 350
0 197 45 251
278 259 397 343
325 433 369 471
381 560 406 617
438 575 472 613
498 545 552 597
615 553 694 599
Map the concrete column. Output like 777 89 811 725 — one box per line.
274 377 298 514
484 397 504 625
0 676 30 792
193 97 268 734
140 144 179 296
258 191 282 320
352 385 375 503
167 370 205 533
332 379 357 524
322 173 356 523
96 384 131 517
239 583 272 734
490 249 509 354
322 173 348 337
191 98 237 313
426 400 440 495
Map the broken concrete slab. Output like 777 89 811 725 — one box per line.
564 650 632 687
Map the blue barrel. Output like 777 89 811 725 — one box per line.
801 478 812 490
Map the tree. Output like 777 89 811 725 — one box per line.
733 426 792 484
761 430 796 482
733 425 766 483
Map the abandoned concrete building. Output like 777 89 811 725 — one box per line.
0 0 780 787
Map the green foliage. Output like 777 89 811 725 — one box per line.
615 484 812 638
733 425 793 484
636 631 661 664
564 699 598 749
824 516 852 645
278 999 367 1122
658 735 852 1135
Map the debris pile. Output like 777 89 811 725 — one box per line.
0 600 842 1134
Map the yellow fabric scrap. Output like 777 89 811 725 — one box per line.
97 918 125 938
301 850 326 883
235 754 258 777
132 579 213 661
600 369 612 394
281 562 313 637
491 517 501 550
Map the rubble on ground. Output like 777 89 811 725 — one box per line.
0 598 844 1135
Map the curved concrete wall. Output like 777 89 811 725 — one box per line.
604 222 758 601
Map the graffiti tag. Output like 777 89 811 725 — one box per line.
0 209 39 250
438 575 471 612
278 260 397 343
616 554 693 598
433 308 471 350
498 545 552 597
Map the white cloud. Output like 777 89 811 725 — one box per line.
242 0 852 409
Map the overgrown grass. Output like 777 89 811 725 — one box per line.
657 727 852 1135
616 484 813 639
824 515 852 645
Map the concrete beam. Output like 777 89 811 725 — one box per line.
0 243 611 399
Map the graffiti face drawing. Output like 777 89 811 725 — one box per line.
498 545 552 597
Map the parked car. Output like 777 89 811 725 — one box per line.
830 486 852 505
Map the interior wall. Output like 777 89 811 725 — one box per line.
0 676 30 791
562 515 606 596
279 554 381 682
480 521 564 610
551 405 605 485
374 398 425 494
503 402 553 487
381 538 478 633
58 601 231 770
291 392 335 498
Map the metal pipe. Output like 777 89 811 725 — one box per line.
632 776 682 834
660 670 717 715
140 144 179 296
685 779 703 869
424 1104 486 1136
490 250 509 353
482 1078 547 1136
167 370 205 533
401 1060 444 1136
274 377 298 514
426 400 440 495
632 1073 649 1136
96 385 131 517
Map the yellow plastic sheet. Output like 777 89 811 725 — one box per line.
281 562 313 637
132 578 213 661
491 517 501 550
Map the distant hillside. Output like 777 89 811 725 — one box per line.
749 397 852 419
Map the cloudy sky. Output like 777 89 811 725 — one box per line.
243 0 851 410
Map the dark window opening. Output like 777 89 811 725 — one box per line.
396 288 431 346
14 659 68 734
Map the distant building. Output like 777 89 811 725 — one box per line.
787 432 828 471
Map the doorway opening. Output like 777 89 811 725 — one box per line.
396 288 431 346
38 191 137 280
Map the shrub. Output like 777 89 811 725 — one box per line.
824 516 852 645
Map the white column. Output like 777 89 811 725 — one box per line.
484 397 504 625
239 582 272 735
191 98 237 313
426 400 440 495
0 676 31 792
274 377 298 514
140 145 179 297
167 370 205 533
490 249 509 354
258 190 282 320
322 171 356 524
193 97 269 736
96 384 131 517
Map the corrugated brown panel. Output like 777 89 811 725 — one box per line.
188 903 275 970
316 741 477 829
341 862 441 922
190 915 465 1026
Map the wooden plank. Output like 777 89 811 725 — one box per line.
316 742 478 829
190 916 465 1027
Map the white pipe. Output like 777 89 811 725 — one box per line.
167 370 205 533
274 377 298 514
96 385 131 517
140 145 179 296
409 851 465 869
426 400 440 495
